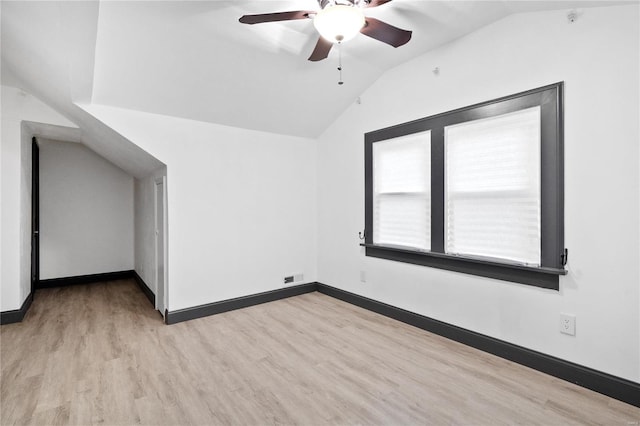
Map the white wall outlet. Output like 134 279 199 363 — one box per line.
294 273 304 282
360 270 366 283
559 313 576 336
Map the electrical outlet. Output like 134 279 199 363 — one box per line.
559 313 576 336
283 276 294 284
360 270 366 283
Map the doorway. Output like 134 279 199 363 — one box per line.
154 177 166 317
31 137 39 297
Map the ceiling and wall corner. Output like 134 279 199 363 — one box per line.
2 1 635 150
0 0 163 178
87 0 634 139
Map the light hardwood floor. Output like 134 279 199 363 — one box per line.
1 279 638 425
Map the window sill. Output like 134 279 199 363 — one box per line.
360 243 566 290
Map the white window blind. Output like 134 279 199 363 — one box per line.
373 131 431 250
445 107 541 265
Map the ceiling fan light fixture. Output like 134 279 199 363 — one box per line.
313 5 365 43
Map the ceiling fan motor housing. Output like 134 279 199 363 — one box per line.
318 0 367 9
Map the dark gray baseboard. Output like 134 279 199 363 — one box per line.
132 271 155 307
316 283 640 408
165 282 317 325
0 292 33 325
37 270 134 288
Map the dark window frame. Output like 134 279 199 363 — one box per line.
363 82 566 290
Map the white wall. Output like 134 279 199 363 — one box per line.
317 5 639 382
1 86 77 311
38 139 134 279
134 166 167 296
81 104 318 312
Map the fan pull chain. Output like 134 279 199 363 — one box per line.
337 42 344 85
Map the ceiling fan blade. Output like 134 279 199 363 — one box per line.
308 37 333 61
360 17 412 47
239 11 314 25
366 0 393 7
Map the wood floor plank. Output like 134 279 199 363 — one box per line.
1 279 638 425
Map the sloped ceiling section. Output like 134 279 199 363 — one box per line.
90 1 376 138
1 0 163 178
90 0 634 138
3 1 635 145
91 0 515 138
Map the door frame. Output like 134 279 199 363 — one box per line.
31 137 40 297
154 176 168 317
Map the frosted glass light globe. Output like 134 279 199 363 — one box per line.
313 5 365 43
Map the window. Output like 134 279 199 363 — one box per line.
373 132 431 251
363 83 566 289
445 107 541 265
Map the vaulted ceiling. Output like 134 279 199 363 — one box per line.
2 0 632 142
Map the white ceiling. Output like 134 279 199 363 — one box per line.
1 0 164 177
2 0 634 142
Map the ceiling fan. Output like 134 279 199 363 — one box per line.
239 0 412 62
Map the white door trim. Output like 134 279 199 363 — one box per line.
154 176 168 316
